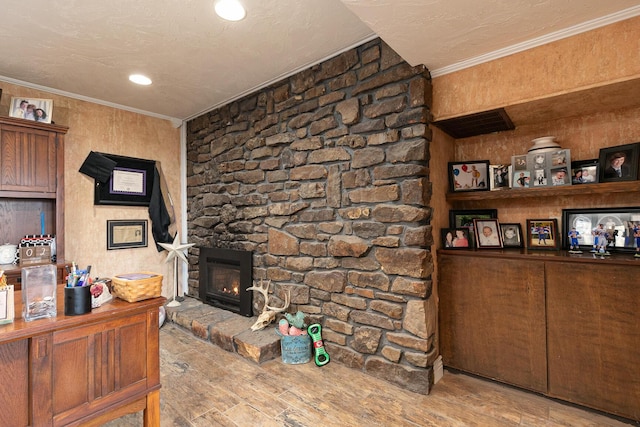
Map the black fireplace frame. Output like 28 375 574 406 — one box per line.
199 247 252 316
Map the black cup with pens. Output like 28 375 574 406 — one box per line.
64 264 92 316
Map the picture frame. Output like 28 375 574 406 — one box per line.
107 220 148 250
489 164 512 190
9 97 53 124
500 223 523 248
448 160 490 192
526 219 559 250
512 170 531 188
524 149 571 188
561 207 640 254
94 153 155 206
598 142 640 182
441 228 472 249
571 159 599 184
473 218 503 249
449 209 498 249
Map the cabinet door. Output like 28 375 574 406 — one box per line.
49 312 150 426
547 262 640 421
439 254 547 392
0 124 57 193
0 339 29 427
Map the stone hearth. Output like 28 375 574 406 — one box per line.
164 296 281 364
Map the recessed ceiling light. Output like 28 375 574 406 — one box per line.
214 0 246 21
129 74 152 85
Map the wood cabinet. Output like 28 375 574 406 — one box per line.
0 289 164 427
0 116 67 271
0 121 58 193
439 250 640 421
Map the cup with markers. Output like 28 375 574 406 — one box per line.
64 263 93 315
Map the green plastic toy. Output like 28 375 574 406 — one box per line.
307 323 330 367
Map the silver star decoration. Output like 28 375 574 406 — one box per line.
158 233 194 264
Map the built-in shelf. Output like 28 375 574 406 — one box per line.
446 180 639 202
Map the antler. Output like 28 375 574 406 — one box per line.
246 279 291 331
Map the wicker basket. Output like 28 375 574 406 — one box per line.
111 272 162 302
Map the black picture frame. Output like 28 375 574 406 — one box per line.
561 207 640 254
107 220 148 250
441 228 472 249
449 209 498 249
94 153 155 206
526 219 559 250
500 223 523 248
598 142 640 182
570 159 599 184
473 218 503 249
448 160 490 192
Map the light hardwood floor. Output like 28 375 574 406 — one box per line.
105 323 635 426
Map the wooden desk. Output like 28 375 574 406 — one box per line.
0 287 164 426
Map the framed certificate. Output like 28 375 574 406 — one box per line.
94 153 155 206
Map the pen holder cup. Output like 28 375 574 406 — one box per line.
64 286 92 316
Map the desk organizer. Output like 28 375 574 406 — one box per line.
21 264 57 321
111 272 162 302
64 285 92 315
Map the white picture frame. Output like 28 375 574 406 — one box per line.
9 97 53 124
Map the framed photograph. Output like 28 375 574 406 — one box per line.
448 160 490 192
512 170 531 188
449 209 498 248
489 164 511 190
562 207 640 254
523 149 571 188
107 220 148 250
9 97 53 124
526 219 559 250
511 155 527 171
500 223 523 248
441 228 472 249
571 159 599 184
94 153 155 206
473 219 503 249
598 142 640 182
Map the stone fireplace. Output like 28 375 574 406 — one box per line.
199 247 253 316
186 38 436 394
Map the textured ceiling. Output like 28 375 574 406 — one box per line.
0 0 638 122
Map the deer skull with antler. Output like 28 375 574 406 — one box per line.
247 279 290 331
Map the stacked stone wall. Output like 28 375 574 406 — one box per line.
186 38 435 393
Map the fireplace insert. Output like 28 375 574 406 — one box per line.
199 247 252 316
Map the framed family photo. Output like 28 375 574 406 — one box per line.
449 209 498 249
500 223 523 248
473 218 503 249
9 97 53 124
526 219 559 250
598 143 640 182
571 159 598 184
448 160 490 193
441 228 471 249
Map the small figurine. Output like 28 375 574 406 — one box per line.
634 222 640 258
591 224 610 256
567 228 582 253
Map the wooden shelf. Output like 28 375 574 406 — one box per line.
446 180 640 202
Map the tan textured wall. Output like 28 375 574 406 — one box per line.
0 82 182 296
432 16 640 120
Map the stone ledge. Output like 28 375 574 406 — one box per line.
164 296 281 364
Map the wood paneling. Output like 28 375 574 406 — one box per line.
439 254 547 392
546 262 640 421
